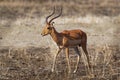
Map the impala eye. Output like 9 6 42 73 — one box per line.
47 27 51 29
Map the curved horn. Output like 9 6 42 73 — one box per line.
46 6 55 23
49 7 62 24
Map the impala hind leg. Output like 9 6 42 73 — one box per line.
52 48 62 72
65 48 71 73
81 43 92 74
81 45 91 68
73 47 81 73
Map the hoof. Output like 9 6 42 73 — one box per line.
68 70 71 73
51 68 54 72
88 74 95 78
73 70 77 73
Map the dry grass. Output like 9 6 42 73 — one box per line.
0 45 119 80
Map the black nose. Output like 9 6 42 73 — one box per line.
41 33 44 36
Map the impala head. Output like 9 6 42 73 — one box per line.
41 7 62 36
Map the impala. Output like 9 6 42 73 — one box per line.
41 7 91 73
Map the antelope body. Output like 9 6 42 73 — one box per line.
41 7 91 73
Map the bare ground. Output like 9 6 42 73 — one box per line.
0 45 119 80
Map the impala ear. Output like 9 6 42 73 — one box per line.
51 22 55 26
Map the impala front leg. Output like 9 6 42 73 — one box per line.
73 47 81 73
52 47 62 72
65 48 71 73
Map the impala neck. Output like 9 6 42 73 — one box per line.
50 27 60 43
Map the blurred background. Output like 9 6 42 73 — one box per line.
0 0 120 47
0 0 120 80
